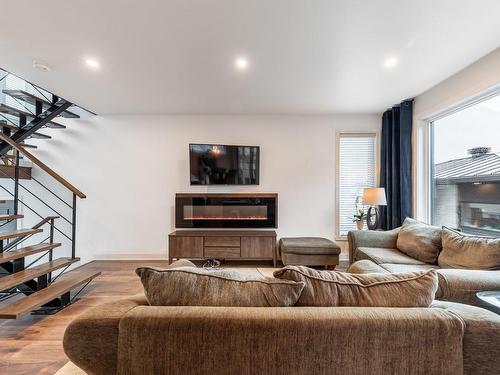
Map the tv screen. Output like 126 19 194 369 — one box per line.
189 144 260 185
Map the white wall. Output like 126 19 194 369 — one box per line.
28 114 380 263
413 47 500 222
414 48 500 119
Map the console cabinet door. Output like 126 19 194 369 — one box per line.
241 236 274 258
169 236 203 258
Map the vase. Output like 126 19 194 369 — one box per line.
356 220 364 230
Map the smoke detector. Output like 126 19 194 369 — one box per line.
32 60 51 72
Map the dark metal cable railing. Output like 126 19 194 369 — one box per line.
11 96 36 117
2 215 67 251
0 113 17 127
4 156 72 208
31 84 51 103
0 183 72 244
0 159 74 268
0 68 95 311
0 162 72 224
0 79 86 264
0 162 73 229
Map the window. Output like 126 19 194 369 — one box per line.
431 94 500 237
337 133 377 237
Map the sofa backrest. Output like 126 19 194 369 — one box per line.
116 305 464 375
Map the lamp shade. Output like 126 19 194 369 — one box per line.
363 187 387 206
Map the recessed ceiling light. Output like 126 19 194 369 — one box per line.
85 58 100 69
32 60 50 72
234 57 249 71
383 56 399 69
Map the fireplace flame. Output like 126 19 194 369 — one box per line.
184 216 267 220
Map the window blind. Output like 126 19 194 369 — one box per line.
338 133 376 236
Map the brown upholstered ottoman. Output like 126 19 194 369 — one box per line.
279 237 341 268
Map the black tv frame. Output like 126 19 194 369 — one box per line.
189 143 260 186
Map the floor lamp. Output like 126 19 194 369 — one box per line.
363 188 387 230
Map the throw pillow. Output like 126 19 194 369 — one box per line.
273 266 438 307
437 227 500 270
397 217 442 264
136 267 305 307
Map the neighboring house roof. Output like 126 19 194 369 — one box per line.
435 153 500 183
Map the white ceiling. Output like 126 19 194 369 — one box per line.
1 0 500 115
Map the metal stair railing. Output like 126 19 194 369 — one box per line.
0 133 85 262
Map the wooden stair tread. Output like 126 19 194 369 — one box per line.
19 143 37 149
0 269 99 319
0 103 64 128
0 122 51 139
0 257 79 291
29 132 51 140
44 122 66 129
0 214 23 221
2 90 80 119
0 122 17 131
0 103 28 117
0 243 61 263
1 155 24 160
0 228 42 241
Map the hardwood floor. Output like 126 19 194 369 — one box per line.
0 259 348 375
0 260 275 375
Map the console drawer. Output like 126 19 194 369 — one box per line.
169 236 204 258
204 236 241 247
204 247 241 258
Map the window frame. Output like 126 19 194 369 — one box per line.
335 130 380 240
420 86 500 226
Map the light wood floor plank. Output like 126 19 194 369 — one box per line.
0 259 347 374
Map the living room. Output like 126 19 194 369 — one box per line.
0 1 500 374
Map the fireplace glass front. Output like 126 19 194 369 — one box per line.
175 194 277 228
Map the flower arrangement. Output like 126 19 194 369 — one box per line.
352 196 367 230
352 208 367 222
352 196 367 222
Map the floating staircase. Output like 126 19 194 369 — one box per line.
0 269 99 319
0 215 100 319
0 68 100 319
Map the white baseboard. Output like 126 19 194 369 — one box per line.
89 252 350 262
93 253 167 261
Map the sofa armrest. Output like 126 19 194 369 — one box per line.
347 228 400 264
63 294 148 375
436 269 500 307
431 300 500 375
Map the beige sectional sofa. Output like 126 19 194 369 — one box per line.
64 294 500 375
348 228 500 307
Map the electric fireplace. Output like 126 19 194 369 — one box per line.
175 193 277 228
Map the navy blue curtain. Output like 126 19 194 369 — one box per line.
380 99 413 230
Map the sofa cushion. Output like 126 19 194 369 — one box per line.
136 267 305 307
397 217 442 264
438 227 500 270
274 266 438 307
435 268 500 306
356 246 426 265
347 260 390 274
379 263 440 273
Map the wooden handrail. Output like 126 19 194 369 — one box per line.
0 133 86 199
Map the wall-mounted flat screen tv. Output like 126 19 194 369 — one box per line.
189 144 260 185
